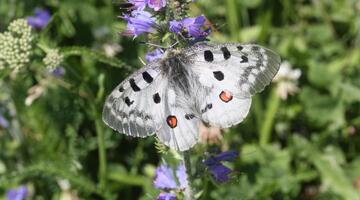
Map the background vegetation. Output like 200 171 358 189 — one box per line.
1 0 360 199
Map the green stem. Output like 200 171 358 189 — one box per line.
94 108 107 192
183 151 195 200
259 88 281 146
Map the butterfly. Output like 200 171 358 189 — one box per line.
102 42 281 151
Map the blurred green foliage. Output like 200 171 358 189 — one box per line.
1 0 360 199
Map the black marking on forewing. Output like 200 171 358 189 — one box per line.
153 93 161 104
142 71 153 83
251 46 260 51
124 97 134 106
185 114 195 120
129 78 141 92
220 47 231 59
119 86 124 92
237 46 243 51
213 71 224 81
240 56 248 63
204 50 214 62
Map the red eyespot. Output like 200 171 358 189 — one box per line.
219 90 233 103
166 115 177 128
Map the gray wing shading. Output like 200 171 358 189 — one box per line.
102 62 167 138
187 43 281 98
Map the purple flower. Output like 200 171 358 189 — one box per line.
51 66 65 78
153 164 187 190
147 0 166 11
169 20 182 34
6 186 28 200
27 8 51 29
203 150 239 183
0 112 9 129
169 15 209 38
123 11 156 37
127 0 147 10
145 49 164 62
156 193 177 200
181 15 208 37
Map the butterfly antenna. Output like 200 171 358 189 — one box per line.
139 41 167 49
138 56 146 65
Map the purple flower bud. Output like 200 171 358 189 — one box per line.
0 113 9 129
156 193 177 200
154 165 178 190
127 0 147 10
176 164 188 189
6 186 28 200
181 15 208 38
27 8 51 29
208 164 232 183
203 150 239 183
153 163 187 190
145 49 164 62
147 0 166 11
169 20 182 34
169 15 210 38
123 11 156 37
51 66 65 78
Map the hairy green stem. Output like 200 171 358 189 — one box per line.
183 151 195 200
259 88 280 146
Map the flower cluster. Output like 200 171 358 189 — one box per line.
0 19 33 70
203 150 239 183
122 0 210 39
43 49 64 70
153 163 187 200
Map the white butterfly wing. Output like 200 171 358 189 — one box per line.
187 43 281 128
102 62 166 137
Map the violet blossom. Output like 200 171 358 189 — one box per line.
156 192 177 200
203 150 239 183
154 163 187 199
169 15 209 38
145 49 164 62
6 186 28 200
27 8 51 29
147 0 166 11
123 10 156 37
127 0 147 10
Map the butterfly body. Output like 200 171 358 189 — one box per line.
103 43 281 151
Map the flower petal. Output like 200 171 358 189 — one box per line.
153 165 178 190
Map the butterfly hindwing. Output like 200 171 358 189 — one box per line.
102 62 166 137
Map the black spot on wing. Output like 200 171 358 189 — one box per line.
142 71 153 83
237 46 243 51
185 114 195 120
204 50 214 62
153 93 161 104
213 71 224 81
118 86 124 92
129 78 141 92
220 47 231 59
124 97 134 106
201 103 213 113
240 56 248 63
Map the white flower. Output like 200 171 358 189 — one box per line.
103 43 122 57
273 61 301 100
